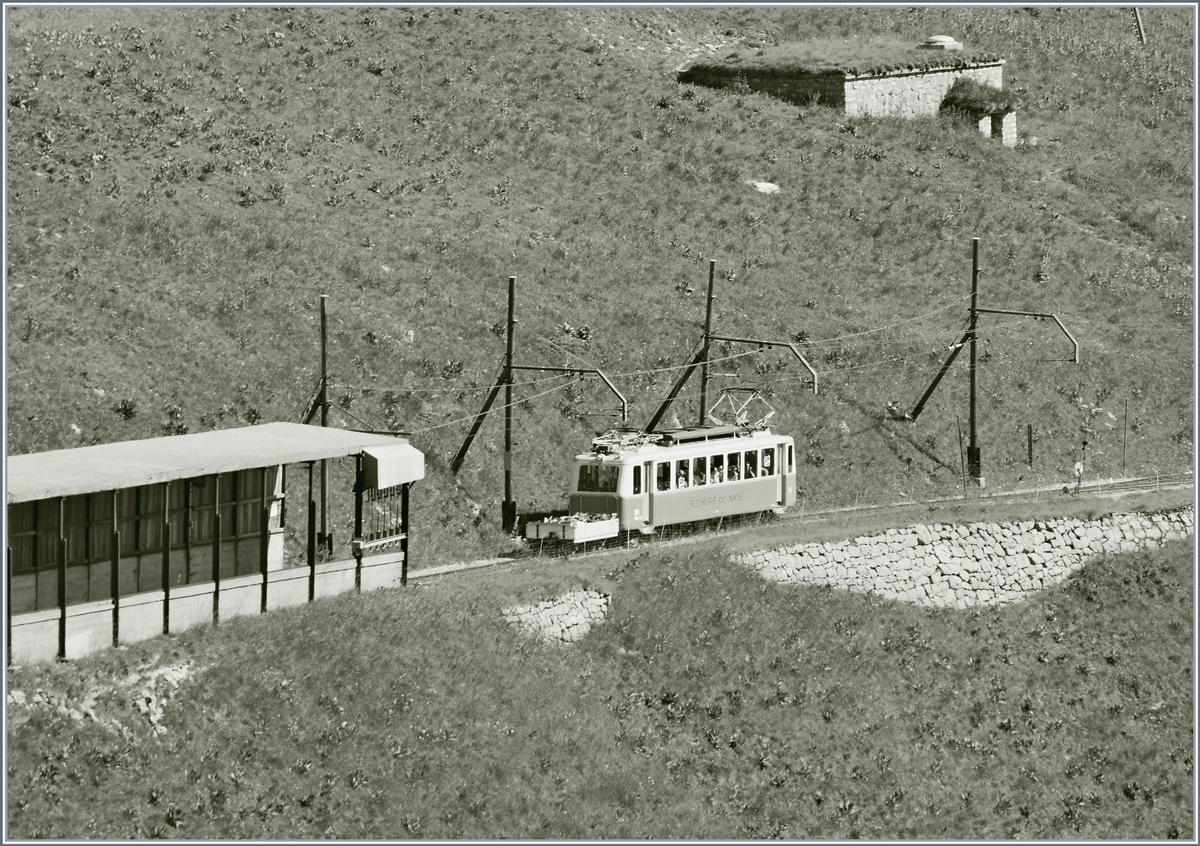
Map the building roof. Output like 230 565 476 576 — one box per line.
6 422 422 504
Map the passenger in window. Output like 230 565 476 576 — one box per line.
727 461 740 481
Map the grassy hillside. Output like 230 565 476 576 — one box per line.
6 534 1192 838
5 6 1194 560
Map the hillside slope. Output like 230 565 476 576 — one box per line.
5 6 1193 557
6 529 1194 838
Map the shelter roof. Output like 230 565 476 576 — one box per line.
6 422 420 503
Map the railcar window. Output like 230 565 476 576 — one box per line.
675 459 690 488
657 462 672 491
727 452 741 481
693 456 707 486
710 455 724 484
632 465 642 495
762 448 775 476
578 464 619 493
787 444 794 473
745 450 757 478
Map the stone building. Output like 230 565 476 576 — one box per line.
678 35 1017 146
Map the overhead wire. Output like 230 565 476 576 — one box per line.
405 377 579 436
327 306 1048 416
775 297 973 348
322 267 1147 428
331 365 582 398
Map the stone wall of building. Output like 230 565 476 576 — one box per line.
736 508 1192 609
844 62 1004 117
678 60 1005 119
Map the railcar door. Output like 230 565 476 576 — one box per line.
760 444 780 505
783 441 797 507
776 445 785 506
640 461 652 530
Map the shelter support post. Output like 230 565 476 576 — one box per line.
57 498 66 661
111 529 121 647
212 474 221 626
353 453 363 593
260 466 269 614
259 505 270 614
307 462 316 602
7 547 12 667
212 512 221 626
162 522 171 635
401 483 410 587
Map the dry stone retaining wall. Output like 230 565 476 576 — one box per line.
504 590 611 644
737 508 1192 609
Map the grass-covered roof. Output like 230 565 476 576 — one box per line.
684 37 1005 78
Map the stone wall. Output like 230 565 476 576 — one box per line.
678 61 1005 119
844 62 1004 117
504 589 611 644
736 508 1193 609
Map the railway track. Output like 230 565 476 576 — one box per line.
409 471 1193 582
774 471 1195 526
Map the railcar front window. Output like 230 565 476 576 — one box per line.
787 444 794 473
578 464 619 493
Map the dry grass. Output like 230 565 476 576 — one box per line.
6 531 1192 838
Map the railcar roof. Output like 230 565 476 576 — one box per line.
7 422 418 503
654 425 749 443
576 428 787 461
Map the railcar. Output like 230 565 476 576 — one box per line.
527 425 796 541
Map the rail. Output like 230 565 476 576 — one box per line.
407 472 1193 581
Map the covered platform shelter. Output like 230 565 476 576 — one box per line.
6 422 424 665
